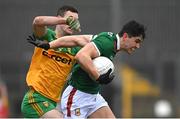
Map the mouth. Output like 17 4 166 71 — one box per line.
131 48 136 51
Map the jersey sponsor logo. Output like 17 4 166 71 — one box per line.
75 108 81 116
42 51 72 65
110 56 113 60
107 32 113 37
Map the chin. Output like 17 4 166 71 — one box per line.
64 28 73 35
127 51 133 54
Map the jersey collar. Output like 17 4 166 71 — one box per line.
116 34 120 50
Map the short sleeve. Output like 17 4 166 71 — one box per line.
92 32 116 58
36 28 56 42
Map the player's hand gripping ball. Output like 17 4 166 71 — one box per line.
93 56 115 84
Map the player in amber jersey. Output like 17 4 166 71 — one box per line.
21 5 81 118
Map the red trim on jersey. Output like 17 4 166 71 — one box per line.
67 87 77 117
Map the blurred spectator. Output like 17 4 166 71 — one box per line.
0 78 9 117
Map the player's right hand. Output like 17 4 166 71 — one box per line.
27 34 50 50
96 69 115 85
66 16 81 32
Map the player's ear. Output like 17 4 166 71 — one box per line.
122 33 128 41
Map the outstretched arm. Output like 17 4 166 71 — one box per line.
49 35 93 48
27 34 93 50
33 16 66 37
33 16 80 37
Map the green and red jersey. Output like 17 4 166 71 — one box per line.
68 32 120 94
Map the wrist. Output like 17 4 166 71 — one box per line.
45 43 50 50
58 17 66 24
39 41 50 50
95 74 100 81
88 70 99 81
49 41 57 49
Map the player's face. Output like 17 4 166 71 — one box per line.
124 36 143 54
60 11 79 35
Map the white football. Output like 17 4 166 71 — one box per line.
92 56 114 75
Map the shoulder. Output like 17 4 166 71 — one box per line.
93 32 116 40
38 28 56 41
92 32 116 42
46 28 55 35
91 32 116 56
98 32 115 37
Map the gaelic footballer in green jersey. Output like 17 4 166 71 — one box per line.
62 20 146 118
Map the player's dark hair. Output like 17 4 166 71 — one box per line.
118 20 146 39
57 5 78 16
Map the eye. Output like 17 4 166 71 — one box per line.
135 38 142 43
135 39 140 43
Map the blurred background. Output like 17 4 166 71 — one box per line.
0 0 180 117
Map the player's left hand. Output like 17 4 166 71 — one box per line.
27 34 50 50
66 16 81 32
96 69 115 84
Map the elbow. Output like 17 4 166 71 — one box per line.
75 36 90 47
33 16 43 26
75 51 85 62
82 36 90 45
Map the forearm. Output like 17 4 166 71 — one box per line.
27 34 92 50
49 35 92 48
75 52 99 80
33 16 66 37
33 16 66 26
